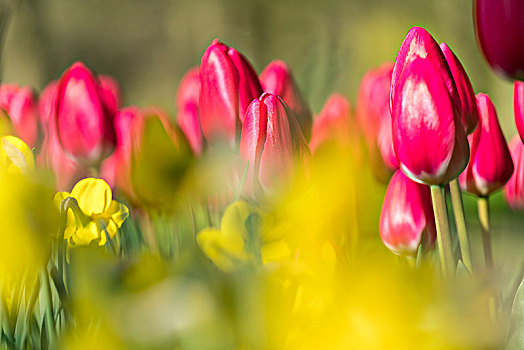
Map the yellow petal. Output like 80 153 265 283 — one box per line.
105 200 129 228
71 178 113 216
54 191 70 210
261 240 292 264
197 228 248 272
221 201 259 240
70 221 99 247
0 135 35 174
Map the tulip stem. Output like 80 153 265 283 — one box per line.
449 179 473 273
430 185 455 277
477 196 493 269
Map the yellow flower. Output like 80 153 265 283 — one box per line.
55 178 129 248
196 201 291 272
0 135 35 174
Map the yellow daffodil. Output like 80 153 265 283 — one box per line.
0 135 35 174
196 201 291 272
55 178 129 248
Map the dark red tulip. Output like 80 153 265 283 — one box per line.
474 0 524 80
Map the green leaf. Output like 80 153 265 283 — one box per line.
507 277 524 349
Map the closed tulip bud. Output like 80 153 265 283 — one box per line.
0 84 39 147
176 67 204 155
260 60 313 140
474 0 524 80
380 170 436 257
440 42 479 134
240 93 310 193
514 81 524 142
98 75 121 117
199 39 263 146
38 81 57 129
504 136 524 210
309 93 352 153
459 93 514 197
356 62 398 176
391 27 469 185
55 62 117 165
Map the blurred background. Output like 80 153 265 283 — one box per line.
0 0 518 139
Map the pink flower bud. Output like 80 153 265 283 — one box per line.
98 75 121 117
55 62 118 165
380 169 436 257
440 42 479 134
459 93 514 197
176 67 203 155
239 93 310 192
474 0 524 80
309 93 352 153
514 81 524 143
504 136 524 210
356 62 398 173
0 84 39 147
391 27 469 185
260 60 312 140
199 39 262 146
38 80 58 129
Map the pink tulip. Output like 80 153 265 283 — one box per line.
176 67 203 155
199 39 262 146
0 84 40 147
38 80 58 129
459 93 514 197
260 60 312 140
380 169 436 256
514 81 524 143
309 93 352 153
474 0 524 80
55 62 118 165
356 62 398 173
391 27 469 185
440 42 479 134
239 92 310 193
98 75 121 117
504 136 524 210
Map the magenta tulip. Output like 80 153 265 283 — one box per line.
380 170 436 257
459 93 514 197
199 39 262 146
474 0 524 80
239 92 310 193
440 42 479 134
504 136 524 210
309 93 352 153
0 84 39 147
514 81 524 142
176 67 203 155
391 27 469 185
260 60 312 140
356 62 398 173
55 62 118 165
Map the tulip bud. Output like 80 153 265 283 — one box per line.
38 81 57 130
98 75 121 117
199 39 263 146
309 93 352 153
176 67 204 155
459 93 514 197
0 84 39 147
129 108 193 210
391 27 469 185
260 60 313 140
474 0 524 80
55 62 118 165
239 93 310 193
514 81 524 142
504 136 524 210
356 62 398 176
440 43 479 134
380 170 436 257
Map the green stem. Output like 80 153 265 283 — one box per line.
477 196 493 269
430 185 455 277
40 267 57 346
449 179 473 273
